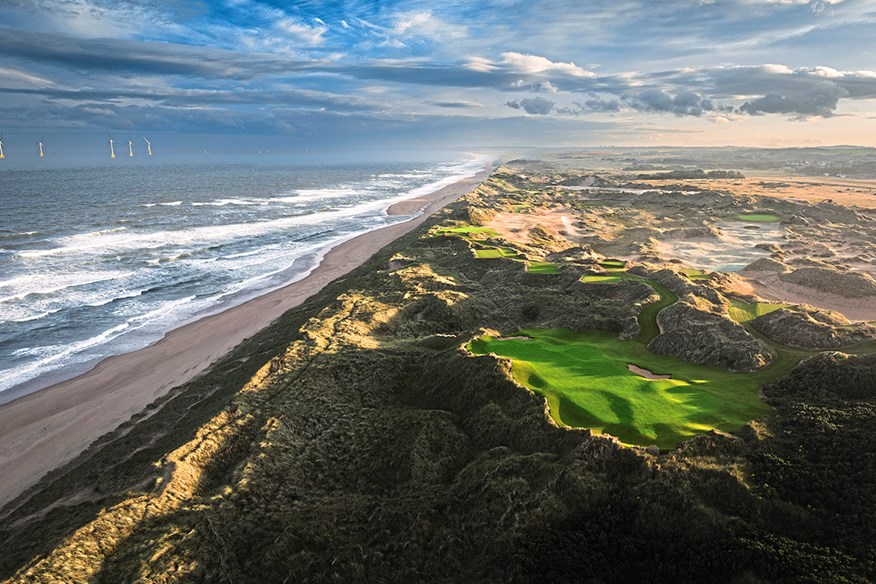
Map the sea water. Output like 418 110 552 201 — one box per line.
0 156 487 401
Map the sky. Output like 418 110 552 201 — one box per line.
0 0 875 156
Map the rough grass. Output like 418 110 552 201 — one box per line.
736 213 781 223
468 328 772 450
728 299 788 323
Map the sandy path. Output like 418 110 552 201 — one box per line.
0 166 492 508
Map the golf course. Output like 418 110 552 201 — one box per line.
468 265 819 449
468 328 773 449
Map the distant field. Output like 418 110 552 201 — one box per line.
468 329 771 449
736 213 781 223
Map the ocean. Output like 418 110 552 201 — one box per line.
0 155 488 401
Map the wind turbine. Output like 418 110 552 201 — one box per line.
107 130 116 159
128 138 134 158
38 138 44 158
0 132 5 159
143 137 152 156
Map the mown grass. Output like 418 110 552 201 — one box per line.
526 261 559 274
682 268 710 280
474 247 521 259
580 270 676 343
728 299 788 323
433 225 499 238
599 259 627 269
581 274 624 283
736 213 781 223
468 329 772 449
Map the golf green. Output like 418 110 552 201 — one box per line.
468 329 773 449
735 213 781 223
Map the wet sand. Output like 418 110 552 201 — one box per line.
0 166 492 508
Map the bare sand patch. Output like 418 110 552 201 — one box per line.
653 220 784 272
484 208 580 245
637 174 876 209
628 364 671 380
747 276 876 322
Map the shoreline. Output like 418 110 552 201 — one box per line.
0 165 492 508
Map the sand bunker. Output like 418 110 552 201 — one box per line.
655 219 784 272
627 363 671 380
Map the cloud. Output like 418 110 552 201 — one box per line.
574 95 621 112
624 89 714 116
505 97 555 115
0 28 314 80
0 65 54 89
534 80 559 93
427 99 482 108
739 79 848 117
392 10 466 41
499 52 596 78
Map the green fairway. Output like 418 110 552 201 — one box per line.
527 261 559 274
728 299 788 323
474 247 521 259
599 259 627 269
434 225 499 238
468 329 773 449
581 274 624 283
736 213 781 223
682 268 710 280
580 271 677 343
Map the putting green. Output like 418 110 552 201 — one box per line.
682 268 710 281
599 259 627 269
728 299 788 323
474 247 521 259
468 329 773 449
581 274 624 283
736 213 780 223
527 261 559 274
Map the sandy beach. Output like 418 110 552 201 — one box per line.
0 166 491 508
